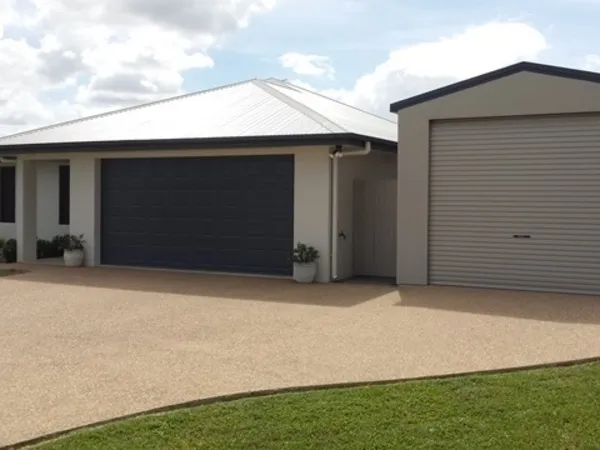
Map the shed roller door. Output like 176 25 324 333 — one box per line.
430 115 600 295
101 155 294 275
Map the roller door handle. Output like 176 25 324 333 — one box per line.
513 234 531 239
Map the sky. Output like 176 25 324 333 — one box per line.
0 0 599 136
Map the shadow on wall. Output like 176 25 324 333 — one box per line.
9 265 397 308
396 285 600 325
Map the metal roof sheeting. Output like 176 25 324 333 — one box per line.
0 79 396 147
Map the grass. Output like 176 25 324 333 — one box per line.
32 363 600 450
0 268 25 277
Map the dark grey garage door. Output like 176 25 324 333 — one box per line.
101 155 294 275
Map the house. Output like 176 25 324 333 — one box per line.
393 61 600 295
3 62 598 296
0 78 398 282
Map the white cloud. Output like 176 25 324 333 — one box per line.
75 26 215 108
584 55 600 71
0 0 276 135
0 91 53 133
321 21 549 115
0 0 18 27
279 52 335 79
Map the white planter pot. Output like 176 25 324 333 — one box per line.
293 262 317 284
64 249 84 267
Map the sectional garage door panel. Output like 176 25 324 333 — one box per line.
429 115 600 294
101 155 294 275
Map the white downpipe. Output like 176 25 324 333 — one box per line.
331 152 340 281
330 141 372 281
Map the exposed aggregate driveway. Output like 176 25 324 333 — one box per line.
1 264 600 446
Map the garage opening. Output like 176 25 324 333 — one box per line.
100 155 294 276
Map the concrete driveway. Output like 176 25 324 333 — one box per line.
1 265 600 446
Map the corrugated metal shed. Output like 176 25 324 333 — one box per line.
0 79 396 147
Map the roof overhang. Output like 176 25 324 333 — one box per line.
0 133 397 156
389 61 600 113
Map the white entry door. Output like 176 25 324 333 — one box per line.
353 179 397 277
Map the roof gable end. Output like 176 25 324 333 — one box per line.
389 61 600 112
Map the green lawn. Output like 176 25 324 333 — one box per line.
0 269 25 277
33 363 600 450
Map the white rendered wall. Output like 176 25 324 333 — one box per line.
23 146 333 281
69 156 100 267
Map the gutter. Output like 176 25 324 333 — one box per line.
329 141 372 281
0 133 396 155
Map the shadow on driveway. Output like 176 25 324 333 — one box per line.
6 264 397 308
397 285 600 325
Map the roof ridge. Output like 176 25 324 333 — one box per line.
253 79 346 133
266 78 396 124
0 78 258 142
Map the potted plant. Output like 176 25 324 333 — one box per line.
292 243 320 283
57 234 86 267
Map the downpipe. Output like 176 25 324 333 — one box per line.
329 141 372 281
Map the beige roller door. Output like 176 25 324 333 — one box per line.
429 114 600 295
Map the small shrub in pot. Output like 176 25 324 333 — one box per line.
292 243 319 283
52 234 69 250
56 234 86 267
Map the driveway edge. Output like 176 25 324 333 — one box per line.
4 356 600 449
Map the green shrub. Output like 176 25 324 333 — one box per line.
0 238 5 250
3 239 17 263
37 238 63 259
52 234 70 249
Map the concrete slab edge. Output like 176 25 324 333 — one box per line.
4 356 600 450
